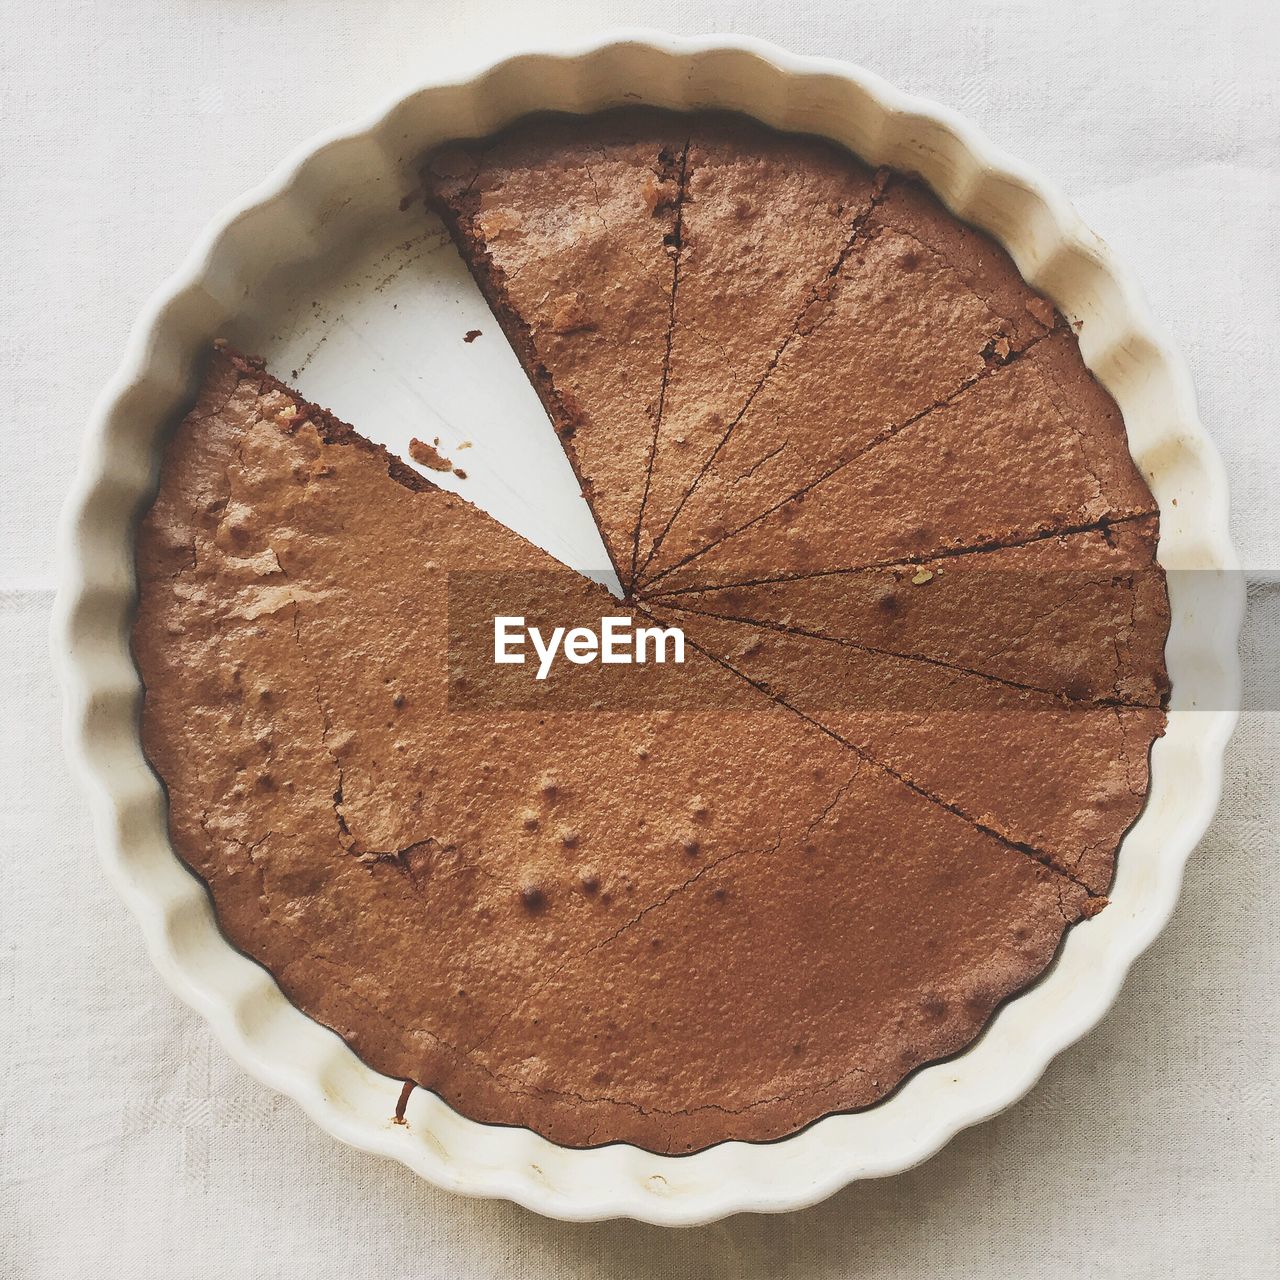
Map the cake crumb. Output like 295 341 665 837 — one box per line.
393 1080 415 1124
464 329 482 343
409 438 454 472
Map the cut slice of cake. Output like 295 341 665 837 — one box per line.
649 517 1170 706
423 112 888 592
422 110 687 589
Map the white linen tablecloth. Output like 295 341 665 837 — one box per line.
2 2 1276 1275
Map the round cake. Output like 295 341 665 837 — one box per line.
132 110 1169 1154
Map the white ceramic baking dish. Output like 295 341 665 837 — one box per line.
52 30 1242 1225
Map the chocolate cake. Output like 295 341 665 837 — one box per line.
132 109 1170 1155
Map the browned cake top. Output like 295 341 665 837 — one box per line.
133 109 1169 1154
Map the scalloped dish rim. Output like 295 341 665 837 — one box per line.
51 30 1242 1225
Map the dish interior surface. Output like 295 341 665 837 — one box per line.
233 216 615 584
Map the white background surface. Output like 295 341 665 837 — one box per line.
3 2 1277 1276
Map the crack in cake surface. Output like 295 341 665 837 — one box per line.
645 511 1157 597
628 134 691 588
